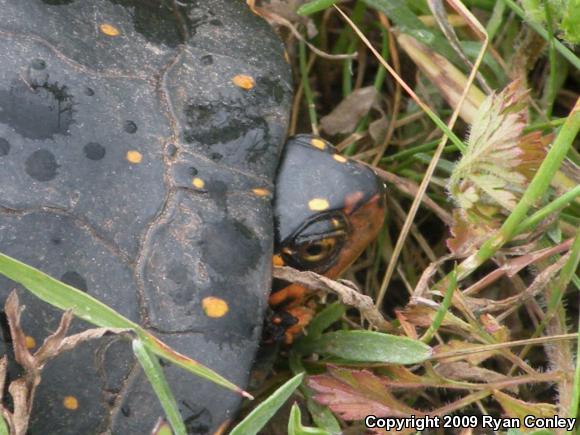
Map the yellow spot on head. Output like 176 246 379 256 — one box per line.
333 154 347 163
272 254 285 267
232 74 255 90
252 188 270 197
310 138 326 150
192 177 205 189
25 335 36 349
308 198 329 211
283 50 290 64
202 297 229 318
63 395 79 410
126 150 142 164
99 23 120 37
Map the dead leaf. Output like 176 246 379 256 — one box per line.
0 357 6 402
400 305 472 336
5 292 36 375
320 86 379 135
446 209 499 256
308 365 422 421
32 310 74 366
273 266 388 329
1 292 129 435
9 378 30 435
35 320 128 365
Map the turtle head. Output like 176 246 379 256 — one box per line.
269 135 386 333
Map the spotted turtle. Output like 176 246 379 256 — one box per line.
0 1 385 434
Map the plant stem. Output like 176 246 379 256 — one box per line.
517 185 580 233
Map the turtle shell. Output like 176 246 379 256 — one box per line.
0 0 292 433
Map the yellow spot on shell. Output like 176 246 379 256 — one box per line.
283 50 290 64
126 150 142 164
308 198 329 211
333 154 347 163
202 297 229 318
99 23 120 37
192 177 205 189
272 254 285 267
25 336 36 349
232 74 255 90
63 396 79 410
252 188 270 197
310 138 326 150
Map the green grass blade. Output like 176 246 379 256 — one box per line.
296 330 432 363
133 339 186 435
486 0 507 39
297 0 340 15
288 403 331 435
0 252 247 397
363 0 461 66
230 373 305 435
288 352 341 434
421 266 457 343
516 185 580 233
0 253 140 330
303 303 346 340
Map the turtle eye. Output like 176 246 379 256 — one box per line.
277 211 349 271
281 232 346 271
296 237 337 263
